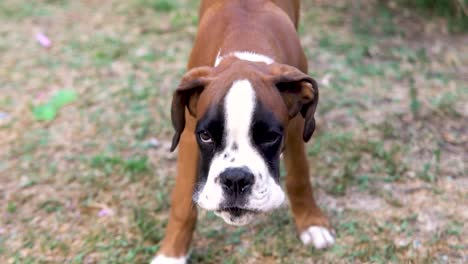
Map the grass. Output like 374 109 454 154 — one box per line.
395 0 468 32
0 0 467 263
137 0 178 12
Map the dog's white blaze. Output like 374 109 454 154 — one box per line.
214 50 274 66
196 79 285 224
151 254 187 264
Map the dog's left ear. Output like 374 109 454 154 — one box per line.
170 66 213 151
268 63 319 142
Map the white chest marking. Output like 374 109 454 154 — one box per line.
214 51 274 67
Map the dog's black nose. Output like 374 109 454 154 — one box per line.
219 167 254 195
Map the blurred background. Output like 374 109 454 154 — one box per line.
0 0 466 263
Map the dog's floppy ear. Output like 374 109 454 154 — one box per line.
170 66 213 151
268 63 319 142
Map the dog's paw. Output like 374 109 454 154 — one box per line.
150 255 186 264
300 226 335 249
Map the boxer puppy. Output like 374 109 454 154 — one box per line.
153 1 335 263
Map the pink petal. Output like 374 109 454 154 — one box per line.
98 208 113 217
35 32 52 48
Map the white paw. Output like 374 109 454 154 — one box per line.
300 226 335 249
150 254 187 264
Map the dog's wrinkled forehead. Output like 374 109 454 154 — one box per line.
197 78 284 146
196 79 255 141
196 59 289 126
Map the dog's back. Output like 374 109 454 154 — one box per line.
188 0 306 71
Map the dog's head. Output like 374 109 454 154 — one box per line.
170 59 319 225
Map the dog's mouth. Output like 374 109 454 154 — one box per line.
215 207 259 226
218 207 257 217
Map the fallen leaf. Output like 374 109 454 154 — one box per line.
32 104 57 121
32 89 77 121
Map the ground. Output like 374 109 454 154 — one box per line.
0 0 467 263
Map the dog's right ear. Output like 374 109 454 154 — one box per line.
170 66 213 152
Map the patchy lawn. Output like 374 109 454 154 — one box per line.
0 0 466 263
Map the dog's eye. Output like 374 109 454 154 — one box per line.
260 132 281 145
199 131 213 143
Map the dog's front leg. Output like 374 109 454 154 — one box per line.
152 114 199 264
284 116 335 250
